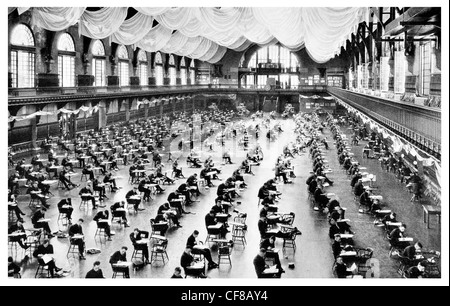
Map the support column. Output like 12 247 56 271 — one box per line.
159 101 163 118
183 99 187 113
98 101 107 130
144 104 149 119
124 100 130 122
30 117 38 150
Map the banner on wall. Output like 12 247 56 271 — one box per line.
8 105 99 122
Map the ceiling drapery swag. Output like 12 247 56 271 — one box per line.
24 6 369 63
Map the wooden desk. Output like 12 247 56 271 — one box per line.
422 205 441 229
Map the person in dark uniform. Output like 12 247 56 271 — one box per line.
85 261 105 278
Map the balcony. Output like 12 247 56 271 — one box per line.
327 87 441 156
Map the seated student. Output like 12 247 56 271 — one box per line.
253 248 279 278
79 182 97 209
232 169 247 188
57 198 74 223
334 256 353 278
186 230 219 269
130 228 150 264
103 172 119 191
168 189 188 215
31 207 54 238
171 267 183 279
389 224 410 249
109 247 130 278
45 160 59 179
332 234 344 259
33 239 63 278
205 210 228 237
187 152 202 168
82 164 95 181
172 159 184 178
61 154 74 172
8 220 30 250
328 219 352 239
353 179 365 197
359 189 373 211
126 186 143 212
157 203 182 227
314 187 330 210
350 172 363 188
8 256 21 278
85 261 105 278
93 210 113 240
405 260 428 278
138 176 153 201
59 167 79 190
258 216 302 239
402 242 423 260
27 182 49 209
155 164 175 185
180 246 207 278
93 178 107 201
8 190 25 222
381 212 398 227
241 159 255 175
111 201 129 227
200 166 215 188
260 236 285 273
148 173 165 193
68 219 86 260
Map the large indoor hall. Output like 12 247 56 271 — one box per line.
6 5 445 282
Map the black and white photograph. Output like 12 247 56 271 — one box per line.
3 1 448 288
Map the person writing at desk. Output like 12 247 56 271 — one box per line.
57 198 73 223
260 236 285 273
168 189 188 215
334 256 354 278
82 164 95 181
130 228 150 265
205 210 228 237
27 182 49 209
180 246 207 278
69 219 86 260
126 186 143 212
406 260 428 278
253 248 277 278
200 166 215 187
93 178 107 201
111 201 130 227
187 174 201 197
79 182 97 209
103 172 119 191
157 203 182 227
138 176 152 202
8 256 21 278
85 261 105 278
8 220 30 250
31 207 54 238
258 216 302 239
59 167 79 190
93 210 113 241
109 246 130 278
389 224 410 249
186 230 219 269
33 239 63 278
402 242 423 261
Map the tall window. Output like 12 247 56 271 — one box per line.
137 49 148 86
117 45 129 86
394 50 406 93
245 75 255 88
362 63 369 89
419 42 432 95
57 33 75 87
180 57 187 85
92 40 105 86
169 54 176 85
155 52 163 86
10 24 35 88
189 59 195 85
246 45 299 87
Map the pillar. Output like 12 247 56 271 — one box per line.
159 101 163 118
183 99 187 113
98 101 107 130
124 100 130 122
30 117 38 150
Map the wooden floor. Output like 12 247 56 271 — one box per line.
8 114 441 279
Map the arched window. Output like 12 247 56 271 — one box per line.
180 57 187 85
169 54 176 86
117 45 129 86
57 33 75 87
155 52 163 86
137 49 148 86
246 45 299 88
92 40 106 86
189 59 195 85
10 24 35 88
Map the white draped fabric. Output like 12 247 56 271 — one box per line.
111 13 153 45
25 6 369 63
31 7 85 31
79 7 127 39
